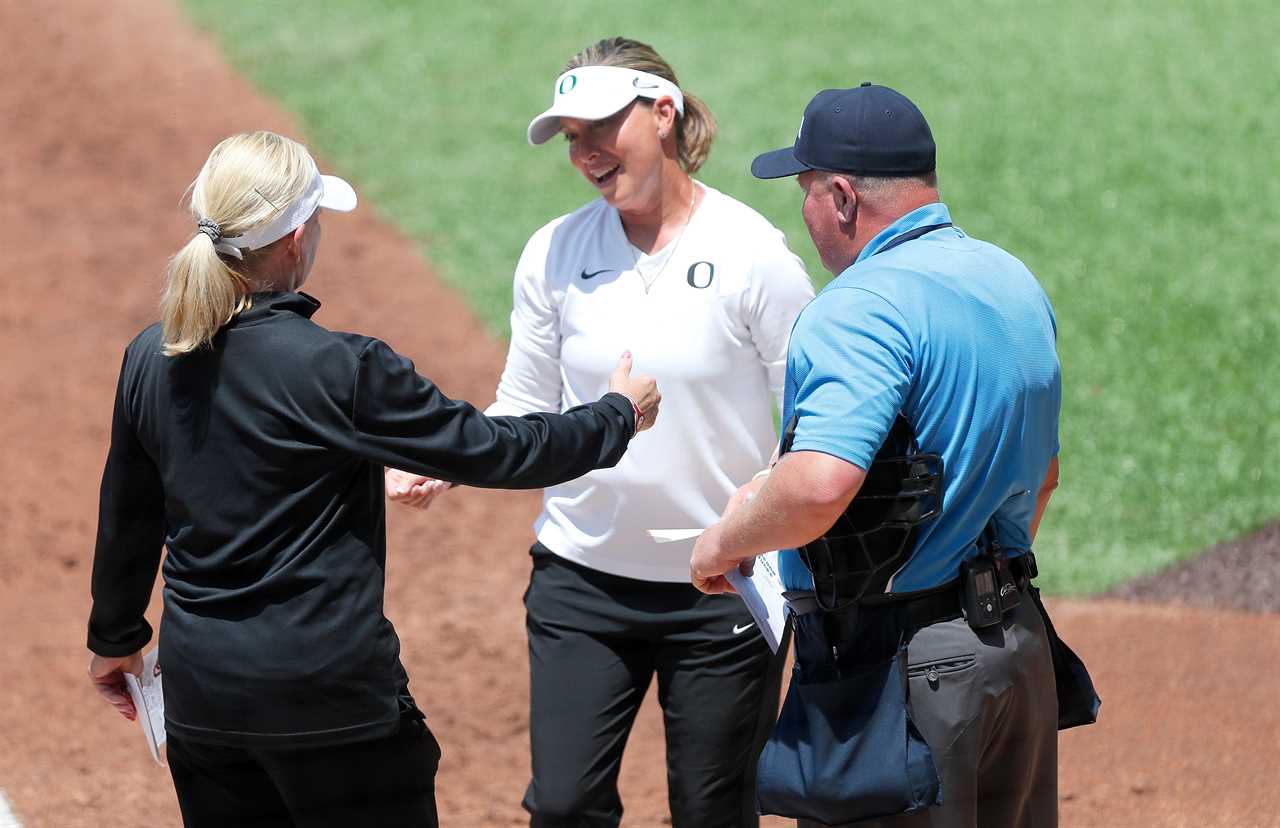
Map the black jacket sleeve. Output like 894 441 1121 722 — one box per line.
87 356 166 656
346 340 635 487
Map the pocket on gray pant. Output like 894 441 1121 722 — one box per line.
905 652 982 755
907 654 977 684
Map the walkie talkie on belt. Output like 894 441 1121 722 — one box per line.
959 554 1001 628
960 533 1020 628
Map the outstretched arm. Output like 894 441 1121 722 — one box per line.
347 343 658 490
385 237 571 508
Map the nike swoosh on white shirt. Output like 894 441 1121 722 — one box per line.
732 623 755 635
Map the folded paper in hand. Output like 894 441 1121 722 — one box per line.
646 529 788 652
124 648 166 765
646 528 703 543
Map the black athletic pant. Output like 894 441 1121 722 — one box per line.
167 712 441 827
522 543 786 828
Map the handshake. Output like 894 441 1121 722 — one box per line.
387 351 660 509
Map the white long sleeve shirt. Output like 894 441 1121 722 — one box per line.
489 182 814 581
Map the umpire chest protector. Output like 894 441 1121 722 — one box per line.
784 412 944 610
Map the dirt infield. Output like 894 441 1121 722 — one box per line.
1 2 1277 826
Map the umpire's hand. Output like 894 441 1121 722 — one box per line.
691 522 754 595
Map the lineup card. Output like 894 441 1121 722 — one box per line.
123 649 166 765
725 551 787 652
646 529 788 652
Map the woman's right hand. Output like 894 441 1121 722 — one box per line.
89 651 142 720
608 351 661 433
385 467 452 511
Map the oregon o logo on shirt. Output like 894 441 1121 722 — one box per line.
687 261 715 289
559 74 578 95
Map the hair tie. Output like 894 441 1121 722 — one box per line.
196 218 222 242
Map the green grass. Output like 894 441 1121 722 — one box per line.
181 0 1279 595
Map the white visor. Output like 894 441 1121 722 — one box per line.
527 66 684 146
216 172 357 258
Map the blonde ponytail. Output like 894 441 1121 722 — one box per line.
159 233 251 356
160 131 317 356
564 37 718 174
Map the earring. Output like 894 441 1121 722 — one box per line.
658 130 669 140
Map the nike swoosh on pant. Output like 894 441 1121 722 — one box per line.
732 623 755 635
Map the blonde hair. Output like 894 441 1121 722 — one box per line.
160 131 317 356
564 37 717 174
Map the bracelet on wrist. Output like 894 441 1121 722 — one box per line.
630 400 645 435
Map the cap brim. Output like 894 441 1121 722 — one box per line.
319 174 357 212
527 112 568 146
750 146 812 179
527 93 638 146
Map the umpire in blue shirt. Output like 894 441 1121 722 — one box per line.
692 84 1066 826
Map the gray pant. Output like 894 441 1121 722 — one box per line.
800 597 1058 828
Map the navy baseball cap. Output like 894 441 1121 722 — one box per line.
751 83 935 179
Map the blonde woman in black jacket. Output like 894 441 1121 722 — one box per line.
86 130 659 828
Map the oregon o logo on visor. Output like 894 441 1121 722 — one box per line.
559 74 578 95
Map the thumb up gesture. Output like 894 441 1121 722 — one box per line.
608 351 661 433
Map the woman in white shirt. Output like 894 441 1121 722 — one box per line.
389 37 813 827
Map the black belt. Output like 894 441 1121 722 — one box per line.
788 552 1036 630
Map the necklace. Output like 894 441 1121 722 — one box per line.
630 184 698 294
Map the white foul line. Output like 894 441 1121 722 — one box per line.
0 790 21 828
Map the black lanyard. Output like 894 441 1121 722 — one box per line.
871 222 952 257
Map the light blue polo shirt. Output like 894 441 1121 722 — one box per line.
779 202 1061 593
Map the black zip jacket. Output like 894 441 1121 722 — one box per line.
87 292 636 748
